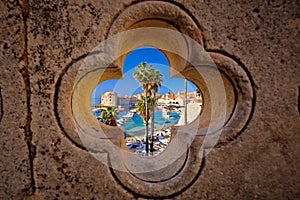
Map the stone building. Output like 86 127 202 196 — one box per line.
101 92 118 107
0 0 299 199
118 95 138 108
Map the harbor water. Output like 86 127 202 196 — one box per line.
119 110 180 137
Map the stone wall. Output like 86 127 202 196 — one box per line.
0 0 299 199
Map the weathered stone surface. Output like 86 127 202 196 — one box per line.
27 0 133 198
0 0 299 199
172 0 300 199
32 132 133 199
0 0 31 198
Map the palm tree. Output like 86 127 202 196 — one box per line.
134 62 153 154
136 96 155 122
135 96 155 154
148 70 163 152
101 106 118 126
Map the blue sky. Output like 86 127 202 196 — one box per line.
91 47 197 104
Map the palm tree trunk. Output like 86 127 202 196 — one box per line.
145 89 149 155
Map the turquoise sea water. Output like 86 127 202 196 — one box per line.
93 109 180 137
120 110 180 137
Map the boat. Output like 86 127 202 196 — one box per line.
92 107 102 113
120 112 135 122
116 119 124 126
129 109 137 113
123 112 134 118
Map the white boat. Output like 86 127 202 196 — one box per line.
92 107 102 113
122 112 134 119
125 113 133 118
120 118 128 122
119 112 134 123
116 119 124 126
129 109 137 113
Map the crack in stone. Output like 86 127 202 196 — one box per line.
0 87 3 123
18 0 36 195
298 86 300 115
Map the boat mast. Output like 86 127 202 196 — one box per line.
184 79 187 125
